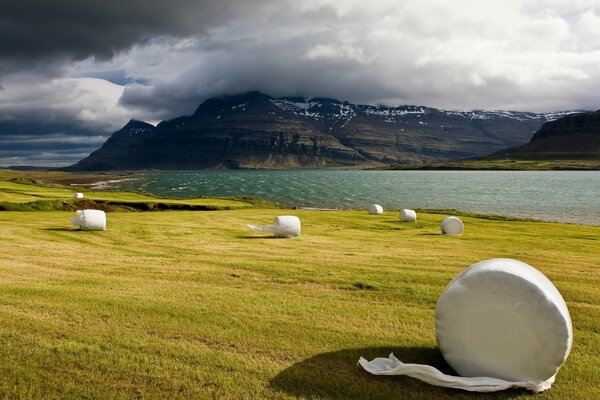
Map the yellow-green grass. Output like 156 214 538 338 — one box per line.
0 179 272 211
0 209 598 399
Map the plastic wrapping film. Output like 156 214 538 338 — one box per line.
399 209 417 222
73 192 84 199
441 216 463 235
248 216 301 238
359 258 572 393
369 205 383 215
70 210 106 231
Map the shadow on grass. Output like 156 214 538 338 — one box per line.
43 228 104 233
418 233 443 236
236 235 283 240
270 346 527 400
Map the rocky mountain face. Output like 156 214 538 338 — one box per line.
494 110 600 159
69 91 576 170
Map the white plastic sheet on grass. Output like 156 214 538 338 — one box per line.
248 216 300 238
399 209 417 222
359 258 572 393
441 216 463 235
70 210 106 231
369 205 383 215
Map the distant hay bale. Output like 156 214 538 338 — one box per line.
359 258 572 393
74 192 84 199
399 209 417 222
70 210 106 231
369 204 383 215
441 216 463 235
248 215 300 238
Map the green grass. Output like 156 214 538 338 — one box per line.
0 178 277 211
377 159 600 171
0 209 598 399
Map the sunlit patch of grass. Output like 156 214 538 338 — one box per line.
0 175 278 211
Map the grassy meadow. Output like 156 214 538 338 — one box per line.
0 176 275 211
0 204 599 399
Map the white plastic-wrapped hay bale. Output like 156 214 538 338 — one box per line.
73 192 84 199
399 209 416 222
248 216 300 238
70 210 106 231
441 216 463 235
359 258 572 393
369 204 383 215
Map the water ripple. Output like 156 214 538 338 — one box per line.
113 170 600 225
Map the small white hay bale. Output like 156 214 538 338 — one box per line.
399 209 416 222
73 192 84 199
369 204 383 215
359 258 572 393
248 215 300 238
70 210 106 231
441 216 463 235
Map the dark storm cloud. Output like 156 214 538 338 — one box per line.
0 124 108 167
0 149 91 167
0 0 277 74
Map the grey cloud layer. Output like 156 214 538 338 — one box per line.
118 1 600 118
1 0 599 166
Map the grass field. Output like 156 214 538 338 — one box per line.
0 208 598 399
0 176 276 211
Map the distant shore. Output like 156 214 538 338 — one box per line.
372 158 600 171
0 169 137 188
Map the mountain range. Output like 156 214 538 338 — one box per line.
68 92 578 170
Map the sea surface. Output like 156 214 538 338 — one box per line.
97 170 600 225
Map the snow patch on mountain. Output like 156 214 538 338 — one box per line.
440 109 580 122
361 106 427 117
126 128 151 135
231 102 248 112
269 95 581 130
270 98 324 119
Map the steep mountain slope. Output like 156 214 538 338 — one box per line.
493 110 600 159
72 120 156 170
69 92 577 170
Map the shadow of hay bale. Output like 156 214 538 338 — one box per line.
269 346 526 399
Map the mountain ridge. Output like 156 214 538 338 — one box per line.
491 109 600 160
68 92 581 170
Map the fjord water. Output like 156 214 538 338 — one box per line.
105 170 600 225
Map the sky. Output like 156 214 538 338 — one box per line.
1 0 600 166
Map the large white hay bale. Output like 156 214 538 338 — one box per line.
441 216 463 235
248 215 300 238
399 209 416 222
70 210 106 231
359 258 572 393
369 204 383 215
73 192 84 199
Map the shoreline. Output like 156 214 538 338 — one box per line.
1 168 598 226
372 158 600 171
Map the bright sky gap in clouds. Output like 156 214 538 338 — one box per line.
0 0 599 166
